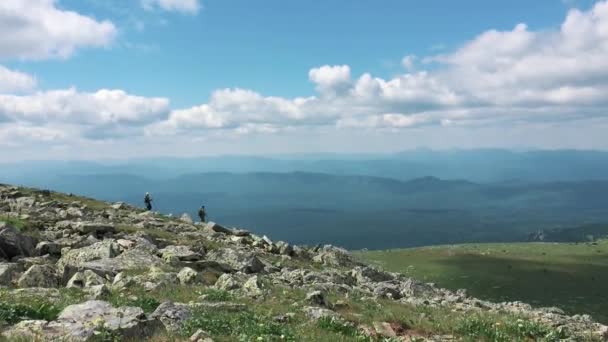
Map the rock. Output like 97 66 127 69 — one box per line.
76 222 115 235
160 245 203 262
78 247 164 279
116 239 135 250
66 207 83 219
214 273 241 291
313 245 358 267
111 202 127 210
372 283 402 300
243 275 264 297
190 329 212 342
206 222 249 236
206 248 264 273
276 241 294 256
303 306 339 321
306 290 331 308
150 301 192 332
56 240 120 281
3 300 163 341
177 267 200 285
17 264 58 288
180 213 194 224
373 322 398 338
66 270 106 288
35 241 62 256
85 284 110 299
352 266 394 283
0 262 22 286
0 225 37 260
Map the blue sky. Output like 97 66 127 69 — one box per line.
0 0 607 160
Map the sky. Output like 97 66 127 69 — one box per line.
0 0 607 160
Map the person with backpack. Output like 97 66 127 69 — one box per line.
144 192 153 211
198 205 207 223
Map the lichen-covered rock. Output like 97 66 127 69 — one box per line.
79 247 164 278
312 245 359 267
177 267 200 285
206 248 264 273
242 275 264 297
150 301 192 332
56 240 120 281
17 264 58 288
0 262 22 286
75 222 115 235
160 245 203 262
214 273 241 291
2 300 164 341
67 270 106 288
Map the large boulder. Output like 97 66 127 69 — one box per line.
75 222 115 235
80 247 164 279
160 245 203 263
35 241 62 257
312 245 359 267
0 224 37 260
206 248 264 273
56 240 120 281
17 264 58 288
2 300 164 341
206 222 250 236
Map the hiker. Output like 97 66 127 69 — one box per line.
144 192 153 211
198 205 207 223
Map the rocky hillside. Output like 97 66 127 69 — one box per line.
0 184 606 341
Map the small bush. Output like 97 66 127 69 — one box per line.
0 302 61 325
105 293 160 314
199 288 234 302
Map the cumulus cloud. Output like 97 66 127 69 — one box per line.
309 65 352 96
0 88 169 125
141 0 201 14
146 0 608 136
0 0 116 60
0 65 36 93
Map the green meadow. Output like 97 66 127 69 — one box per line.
356 240 608 323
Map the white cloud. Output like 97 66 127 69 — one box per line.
0 65 36 93
151 0 608 135
0 0 116 60
0 88 169 125
141 0 201 14
309 65 352 96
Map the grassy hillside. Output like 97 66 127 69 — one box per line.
356 241 608 324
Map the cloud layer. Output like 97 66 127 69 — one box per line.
1 0 608 153
150 1 608 137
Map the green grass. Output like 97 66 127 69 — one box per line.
0 288 86 327
355 240 608 323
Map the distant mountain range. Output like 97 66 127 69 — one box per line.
3 149 608 183
2 149 608 249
